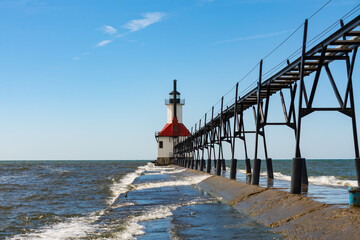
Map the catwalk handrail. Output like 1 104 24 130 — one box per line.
174 13 360 193
180 14 360 138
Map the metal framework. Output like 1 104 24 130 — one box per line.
173 14 360 194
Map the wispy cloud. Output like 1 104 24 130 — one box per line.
122 12 166 32
93 12 166 48
101 25 118 35
214 30 289 45
97 39 112 47
73 56 81 60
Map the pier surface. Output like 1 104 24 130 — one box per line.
177 166 360 239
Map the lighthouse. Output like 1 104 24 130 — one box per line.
155 80 191 165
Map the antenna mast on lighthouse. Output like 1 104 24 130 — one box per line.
173 79 177 119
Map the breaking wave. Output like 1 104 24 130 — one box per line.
9 163 209 240
143 169 186 175
133 175 210 190
9 163 153 240
272 171 357 187
8 212 101 240
237 168 357 187
116 199 216 240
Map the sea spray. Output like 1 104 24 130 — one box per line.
237 168 357 187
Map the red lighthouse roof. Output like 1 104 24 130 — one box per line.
158 117 191 137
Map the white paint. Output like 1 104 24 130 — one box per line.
157 136 174 158
166 103 183 123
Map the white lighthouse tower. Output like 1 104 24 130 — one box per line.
155 80 191 165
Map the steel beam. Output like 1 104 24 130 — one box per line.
252 60 263 185
230 83 239 179
216 97 224 176
291 19 308 194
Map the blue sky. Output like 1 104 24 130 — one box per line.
0 0 359 160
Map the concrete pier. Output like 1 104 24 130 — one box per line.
155 157 173 166
175 166 360 239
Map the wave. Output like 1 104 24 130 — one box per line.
8 214 99 240
8 163 211 240
237 169 247 174
133 175 210 190
40 165 71 175
108 168 144 205
116 199 216 240
146 166 177 171
117 205 176 240
237 168 357 187
108 162 174 205
0 174 35 185
8 163 151 240
109 202 136 209
271 171 357 187
112 164 212 239
108 162 193 210
143 169 186 175
308 175 357 187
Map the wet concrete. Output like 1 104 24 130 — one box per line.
111 166 281 239
178 167 360 239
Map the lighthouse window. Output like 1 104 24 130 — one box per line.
159 141 163 148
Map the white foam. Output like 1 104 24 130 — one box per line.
308 175 357 187
133 175 210 190
109 202 135 209
143 169 186 175
8 215 96 240
116 199 216 240
271 171 357 187
138 163 159 171
107 162 154 205
272 171 292 182
9 163 151 240
9 162 211 240
161 169 186 174
154 167 176 171
118 205 176 239
139 164 187 174
238 168 357 187
142 172 161 175
237 169 247 174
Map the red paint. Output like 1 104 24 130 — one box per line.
158 117 191 137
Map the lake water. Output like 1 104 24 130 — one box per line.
1 159 356 239
1 160 282 239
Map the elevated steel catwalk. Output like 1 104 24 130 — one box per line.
174 14 360 194
200 14 360 130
